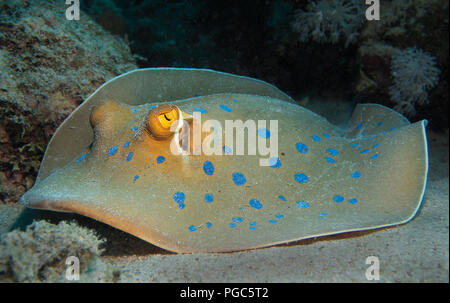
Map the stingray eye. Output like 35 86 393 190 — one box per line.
146 104 181 139
158 111 176 128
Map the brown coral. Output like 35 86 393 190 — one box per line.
0 0 137 203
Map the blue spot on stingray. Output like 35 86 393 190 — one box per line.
295 142 309 154
312 134 321 142
193 93 199 97
173 192 186 209
219 104 232 112
194 107 207 113
278 195 287 202
323 133 331 138
204 193 214 203
348 198 359 205
108 145 118 156
371 153 379 160
333 195 345 203
350 143 360 147
126 152 133 162
156 156 165 164
326 148 339 156
188 225 197 232
361 149 370 154
133 175 139 182
77 153 87 163
131 108 137 113
131 126 138 132
174 192 185 203
257 128 270 139
296 200 310 208
372 143 380 149
249 227 256 231
249 222 256 226
275 214 284 219
223 145 232 154
377 121 384 126
320 212 328 216
324 157 336 163
203 160 215 175
351 171 362 178
148 105 156 109
233 99 239 103
249 199 263 209
268 219 277 224
294 173 309 184
357 123 363 130
232 217 243 223
232 172 247 186
229 223 237 228
269 157 281 168
123 141 130 148
206 222 212 229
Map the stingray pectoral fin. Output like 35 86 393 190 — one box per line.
348 119 428 226
219 120 430 253
20 177 176 252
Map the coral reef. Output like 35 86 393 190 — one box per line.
0 220 121 282
0 0 137 203
355 0 448 127
291 0 365 47
389 47 441 116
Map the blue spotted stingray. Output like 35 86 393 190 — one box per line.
21 68 428 253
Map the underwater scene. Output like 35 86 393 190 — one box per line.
0 0 448 284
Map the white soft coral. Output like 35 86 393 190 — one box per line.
389 47 441 116
291 0 364 47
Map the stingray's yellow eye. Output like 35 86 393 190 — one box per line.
158 111 176 128
146 104 181 139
